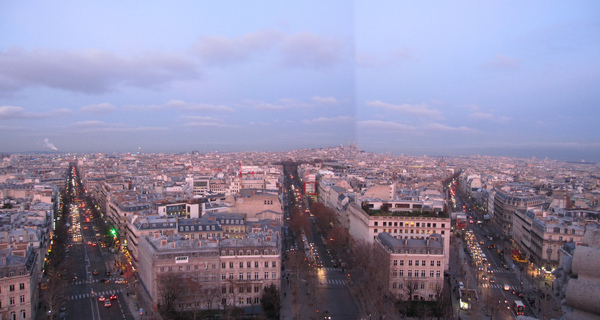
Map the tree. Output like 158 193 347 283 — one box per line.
260 284 280 320
326 226 350 258
157 273 184 319
44 274 68 320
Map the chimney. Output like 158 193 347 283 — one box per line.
1 254 6 265
160 239 167 246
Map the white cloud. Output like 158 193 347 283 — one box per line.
423 123 478 133
311 96 339 106
80 103 117 114
0 47 199 94
358 120 416 131
469 112 511 124
129 100 234 112
303 116 354 124
366 100 443 118
0 105 72 119
194 30 344 69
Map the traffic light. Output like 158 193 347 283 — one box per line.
110 228 117 238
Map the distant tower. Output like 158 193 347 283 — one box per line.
138 147 142 155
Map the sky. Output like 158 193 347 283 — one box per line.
1 1 599 162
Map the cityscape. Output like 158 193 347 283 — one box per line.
2 1 600 320
0 147 599 320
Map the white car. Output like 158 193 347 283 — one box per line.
503 284 510 291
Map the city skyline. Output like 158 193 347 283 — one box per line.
1 1 599 162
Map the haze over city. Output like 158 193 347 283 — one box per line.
1 1 599 162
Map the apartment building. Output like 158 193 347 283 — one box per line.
137 231 280 313
376 233 445 301
492 190 547 236
347 202 451 270
0 247 39 320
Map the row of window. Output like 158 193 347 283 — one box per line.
221 249 276 256
222 272 277 280
1 310 26 320
222 261 277 269
0 283 26 293
391 281 439 292
374 229 446 235
0 294 27 306
222 284 262 294
374 222 446 228
393 259 442 267
391 270 442 278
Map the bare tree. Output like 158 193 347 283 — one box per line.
44 274 68 320
157 273 184 319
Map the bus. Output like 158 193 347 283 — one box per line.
513 300 525 315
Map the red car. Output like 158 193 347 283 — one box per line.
98 296 106 302
109 294 117 300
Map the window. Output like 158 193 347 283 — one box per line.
420 283 425 289
229 273 234 279
393 260 398 266
392 270 397 278
239 273 243 280
374 229 378 233
436 271 441 278
400 260 404 266
19 283 24 290
392 282 397 289
247 261 251 268
430 260 434 266
222 262 226 268
422 260 425 266
222 274 226 280
408 271 412 278
247 272 251 280
255 272 259 280
240 262 244 268
264 272 269 279
222 286 227 294
255 261 259 268
430 271 434 278
229 262 234 268
421 270 425 278
437 261 441 267
415 270 419 278
265 261 269 267
254 286 260 293
441 224 445 228
247 297 252 304
10 296 15 305
399 270 404 277
255 297 260 304
272 261 277 268
19 295 25 303
272 272 277 279
408 260 412 266
374 222 378 226
415 260 419 266
10 285 14 292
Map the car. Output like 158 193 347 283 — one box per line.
92 243 97 247
92 269 99 275
104 300 111 307
482 275 488 281
489 277 495 283
98 296 106 302
105 270 111 276
114 279 128 284
487 267 493 273
503 264 510 270
100 278 110 283
479 240 485 245
503 284 510 291
109 294 117 300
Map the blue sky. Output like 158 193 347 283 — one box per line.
1 1 599 161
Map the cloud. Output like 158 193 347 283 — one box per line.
70 120 166 132
423 123 478 133
43 138 58 151
0 105 72 120
469 112 511 124
245 99 311 111
0 47 199 94
80 103 117 114
481 54 519 70
194 30 344 69
193 29 283 65
182 122 237 128
129 100 234 112
366 100 443 118
311 96 339 106
358 120 416 131
303 116 354 124
279 33 343 68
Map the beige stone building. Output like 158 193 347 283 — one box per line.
0 248 39 320
137 230 280 313
376 233 445 301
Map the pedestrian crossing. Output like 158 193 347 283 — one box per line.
481 283 514 290
314 279 347 286
322 267 343 272
69 288 125 300
71 277 125 286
